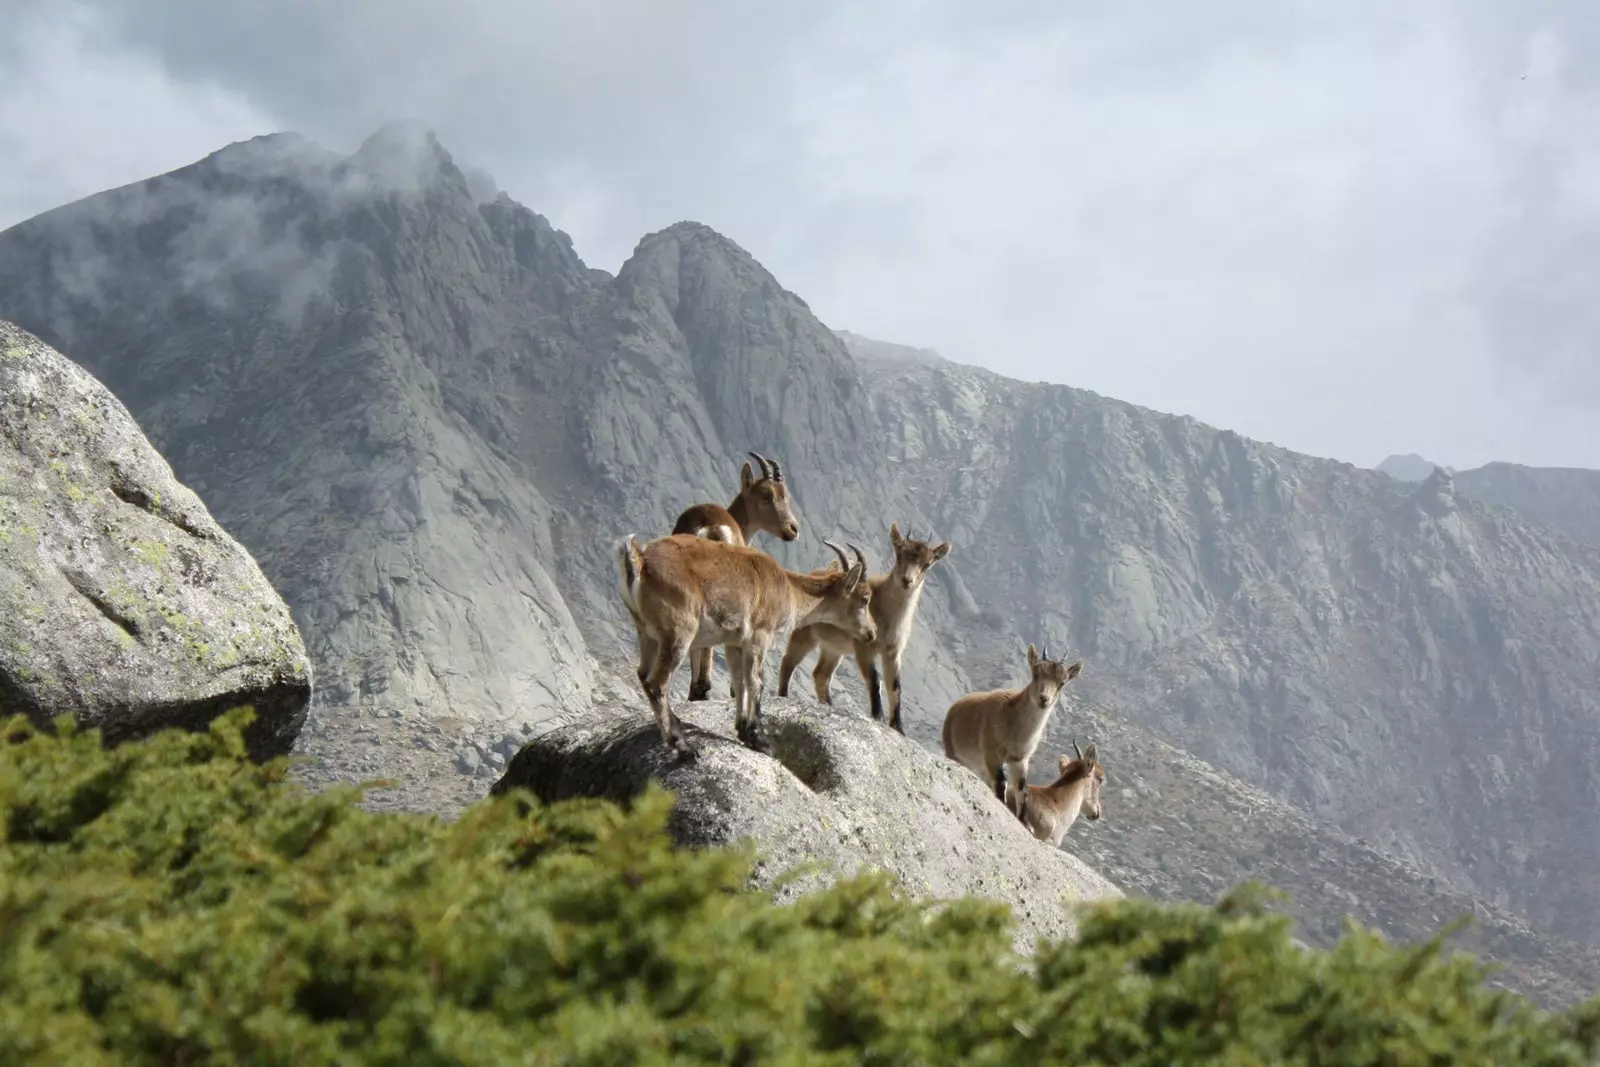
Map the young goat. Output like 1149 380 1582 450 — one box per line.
618 533 873 757
940 643 1083 822
1022 741 1106 846
671 451 800 703
776 522 950 734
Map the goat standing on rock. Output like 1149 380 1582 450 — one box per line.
670 451 800 703
618 533 874 757
941 643 1083 822
777 522 950 734
1022 741 1106 845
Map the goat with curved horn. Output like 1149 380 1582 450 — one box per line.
778 522 953 734
618 532 874 758
667 450 802 702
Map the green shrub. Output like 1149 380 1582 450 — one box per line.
2 709 1598 1066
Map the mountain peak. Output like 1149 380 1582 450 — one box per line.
632 220 759 265
347 121 458 195
1377 453 1452 482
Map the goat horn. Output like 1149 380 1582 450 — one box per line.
847 543 867 571
770 456 784 482
747 451 772 479
1073 738 1084 761
821 540 850 571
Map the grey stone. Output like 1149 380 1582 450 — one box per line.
490 696 1121 953
0 320 310 759
455 749 481 774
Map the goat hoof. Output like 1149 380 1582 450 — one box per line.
736 721 774 756
890 718 905 736
687 682 712 702
670 733 699 761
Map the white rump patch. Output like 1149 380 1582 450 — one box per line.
697 524 738 544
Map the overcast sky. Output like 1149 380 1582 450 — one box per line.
3 1 1598 471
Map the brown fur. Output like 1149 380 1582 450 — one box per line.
1023 743 1106 846
777 522 951 734
941 644 1084 821
618 533 873 757
670 452 799 702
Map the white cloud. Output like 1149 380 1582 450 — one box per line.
1 1 1597 470
0 4 277 231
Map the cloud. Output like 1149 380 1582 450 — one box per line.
2 0 1599 470
0 4 277 230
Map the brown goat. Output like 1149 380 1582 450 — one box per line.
618 533 873 757
941 643 1083 821
671 451 800 703
776 522 950 734
1022 741 1106 846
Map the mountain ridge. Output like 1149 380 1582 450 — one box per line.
3 125 1600 1002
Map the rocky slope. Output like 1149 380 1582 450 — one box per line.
3 125 1600 998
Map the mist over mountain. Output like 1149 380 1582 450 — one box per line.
4 124 1600 1001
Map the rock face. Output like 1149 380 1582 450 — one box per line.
4 124 1600 998
491 694 1122 951
0 320 311 758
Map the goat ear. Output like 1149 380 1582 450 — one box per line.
1065 661 1083 679
1058 754 1072 773
739 461 755 491
931 541 951 562
1082 743 1097 764
889 522 904 547
1027 643 1039 668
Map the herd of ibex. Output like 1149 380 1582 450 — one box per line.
617 450 1106 844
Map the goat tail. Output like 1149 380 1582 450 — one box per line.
617 534 645 615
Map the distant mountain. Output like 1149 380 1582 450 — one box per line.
1376 453 1451 482
836 329 949 369
4 125 1600 1000
1452 462 1600 548
1378 452 1600 547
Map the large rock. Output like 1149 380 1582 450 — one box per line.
0 320 311 758
490 695 1122 952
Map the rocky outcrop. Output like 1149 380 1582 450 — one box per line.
491 694 1121 951
0 320 310 758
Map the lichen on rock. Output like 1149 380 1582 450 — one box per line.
0 319 311 759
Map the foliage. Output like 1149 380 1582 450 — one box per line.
2 710 1598 1066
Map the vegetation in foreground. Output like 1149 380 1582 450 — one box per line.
2 709 1598 1065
